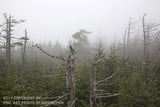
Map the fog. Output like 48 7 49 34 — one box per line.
0 0 160 45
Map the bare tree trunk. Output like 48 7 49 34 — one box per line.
141 14 159 71
21 29 28 68
35 45 76 107
93 65 96 107
2 13 25 68
123 29 127 66
90 57 120 107
6 16 11 67
90 64 96 107
124 18 132 66
126 19 131 59
66 46 75 107
90 68 93 107
142 14 147 72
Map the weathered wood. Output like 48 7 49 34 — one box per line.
66 46 76 107
35 44 68 61
142 14 147 72
21 29 28 68
36 45 76 107
45 93 69 107
6 16 11 66
1 13 25 67
70 98 77 107
96 93 121 99
90 56 119 107
90 61 99 107
126 18 131 59
90 68 94 107
45 74 66 78
96 68 119 84
123 29 127 62
123 18 133 66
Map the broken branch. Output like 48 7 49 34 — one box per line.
70 98 78 107
45 74 66 78
35 44 68 61
96 93 121 99
96 67 119 84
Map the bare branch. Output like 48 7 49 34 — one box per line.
95 57 104 64
97 83 113 86
96 67 119 84
96 93 111 96
45 93 69 107
95 89 106 92
70 98 77 107
92 56 105 65
35 44 68 61
96 93 121 99
45 74 66 78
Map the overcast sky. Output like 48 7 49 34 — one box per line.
0 0 160 45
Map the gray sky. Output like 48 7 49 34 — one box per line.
0 0 160 45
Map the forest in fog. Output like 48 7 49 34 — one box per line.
0 12 160 107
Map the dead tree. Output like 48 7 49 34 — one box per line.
142 14 147 71
0 13 25 67
90 58 101 107
35 44 76 107
20 29 29 68
142 14 160 72
123 29 127 62
123 18 134 66
90 58 120 107
5 14 11 66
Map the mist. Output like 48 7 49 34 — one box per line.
0 0 160 45
0 0 160 107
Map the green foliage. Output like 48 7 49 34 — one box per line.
75 58 90 107
0 38 160 107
